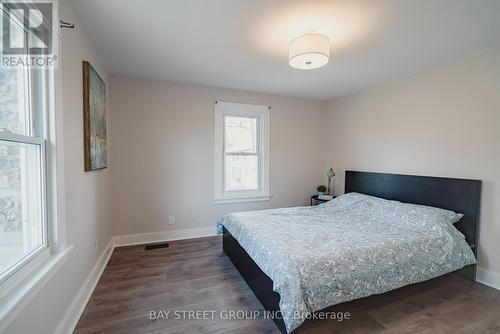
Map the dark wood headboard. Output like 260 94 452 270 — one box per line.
344 171 481 259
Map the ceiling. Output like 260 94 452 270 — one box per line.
70 0 500 101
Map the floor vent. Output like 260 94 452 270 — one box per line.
145 242 170 250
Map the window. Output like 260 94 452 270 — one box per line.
0 21 50 284
214 101 271 204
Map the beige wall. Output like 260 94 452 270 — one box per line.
110 76 326 236
324 46 500 279
5 0 113 332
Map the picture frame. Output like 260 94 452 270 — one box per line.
82 61 107 171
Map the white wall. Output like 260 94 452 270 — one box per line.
4 0 113 333
324 46 500 282
110 76 326 236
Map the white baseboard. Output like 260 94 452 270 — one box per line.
54 226 217 334
54 239 114 334
112 226 216 247
477 267 500 290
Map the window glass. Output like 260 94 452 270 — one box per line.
224 116 257 153
225 155 259 191
0 140 44 275
0 67 29 135
0 7 49 283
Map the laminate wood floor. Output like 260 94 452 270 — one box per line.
75 236 500 334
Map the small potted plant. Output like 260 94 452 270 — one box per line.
317 185 327 195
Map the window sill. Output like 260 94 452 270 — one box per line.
214 194 272 204
0 245 74 332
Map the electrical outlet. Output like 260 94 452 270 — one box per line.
94 239 98 249
168 216 175 225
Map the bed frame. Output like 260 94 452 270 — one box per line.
222 170 481 333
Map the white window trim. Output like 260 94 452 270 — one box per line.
214 101 271 204
0 245 73 333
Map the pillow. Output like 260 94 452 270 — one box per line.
327 192 464 225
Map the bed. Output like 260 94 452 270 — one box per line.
218 171 481 333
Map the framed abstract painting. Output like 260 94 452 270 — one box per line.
82 61 107 171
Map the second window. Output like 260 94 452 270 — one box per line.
214 102 270 203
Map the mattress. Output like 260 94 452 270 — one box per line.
216 192 476 333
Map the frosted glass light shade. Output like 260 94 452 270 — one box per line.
289 33 330 70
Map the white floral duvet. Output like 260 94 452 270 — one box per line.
216 193 476 333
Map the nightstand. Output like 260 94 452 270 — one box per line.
310 195 336 206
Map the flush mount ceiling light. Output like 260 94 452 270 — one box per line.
289 32 330 70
